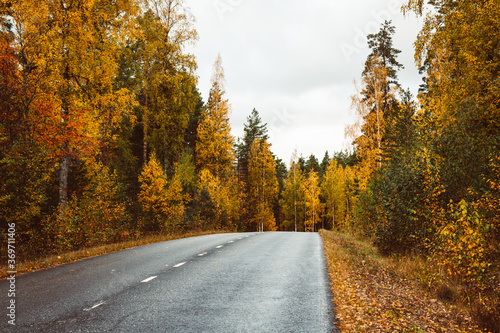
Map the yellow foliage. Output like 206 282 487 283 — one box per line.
198 168 239 230
248 139 278 231
432 199 491 289
49 159 128 250
138 154 185 232
304 170 321 232
280 157 305 232
196 55 235 178
321 160 348 230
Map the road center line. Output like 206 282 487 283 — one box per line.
216 245 223 249
84 301 105 311
198 252 207 256
173 262 186 268
141 276 157 283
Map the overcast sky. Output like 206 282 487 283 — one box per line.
186 0 423 165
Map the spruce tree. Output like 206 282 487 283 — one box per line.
236 108 270 229
236 108 269 184
320 151 331 179
305 154 320 174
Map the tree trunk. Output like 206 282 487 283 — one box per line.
59 101 69 210
59 60 70 210
143 115 148 164
59 147 70 208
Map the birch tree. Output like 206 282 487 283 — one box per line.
304 170 320 232
248 139 278 232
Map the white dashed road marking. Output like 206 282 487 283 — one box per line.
198 253 207 257
84 301 105 311
216 245 223 249
141 276 157 283
173 262 186 268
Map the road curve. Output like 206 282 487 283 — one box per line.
1 232 336 332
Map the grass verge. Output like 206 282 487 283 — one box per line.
320 229 486 332
1 229 231 279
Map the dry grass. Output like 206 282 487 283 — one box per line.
1 229 231 279
320 229 486 332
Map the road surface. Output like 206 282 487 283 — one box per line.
1 232 336 332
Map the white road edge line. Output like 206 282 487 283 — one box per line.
141 276 157 283
84 301 105 311
173 262 186 268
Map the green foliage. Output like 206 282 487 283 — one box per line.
236 108 270 228
372 158 431 254
0 141 56 255
184 89 205 162
305 154 321 174
236 108 269 167
364 20 403 88
48 160 129 251
274 156 287 229
435 200 491 286
137 8 198 171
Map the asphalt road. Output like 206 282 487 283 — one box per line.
1 232 336 332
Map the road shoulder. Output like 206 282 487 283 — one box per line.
320 230 484 332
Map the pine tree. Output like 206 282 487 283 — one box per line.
364 20 403 93
347 21 402 189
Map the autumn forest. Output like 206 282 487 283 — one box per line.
1 0 499 329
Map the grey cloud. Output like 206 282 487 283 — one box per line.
188 0 423 160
